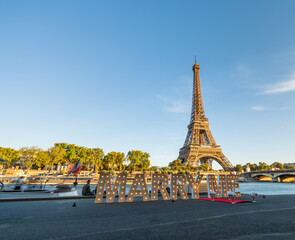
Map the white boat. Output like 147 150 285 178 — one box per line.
50 184 78 197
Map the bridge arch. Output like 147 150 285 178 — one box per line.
274 173 295 182
251 173 273 178
251 174 273 181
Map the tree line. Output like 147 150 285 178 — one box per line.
0 145 217 173
234 162 294 172
1 144 291 173
0 143 151 172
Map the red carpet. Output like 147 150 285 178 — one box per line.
199 198 252 203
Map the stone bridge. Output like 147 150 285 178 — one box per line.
240 170 295 182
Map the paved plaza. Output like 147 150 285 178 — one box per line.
0 194 295 240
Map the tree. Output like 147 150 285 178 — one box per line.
126 150 150 172
103 152 125 171
243 163 258 171
198 163 211 171
126 151 140 171
75 146 88 167
35 150 52 169
65 144 79 165
169 159 183 171
187 165 199 172
160 167 170 174
86 148 104 171
139 153 150 171
49 143 67 168
257 162 271 171
149 166 160 172
271 162 284 170
234 164 243 173
114 152 125 171
103 152 116 170
48 143 105 171
0 147 20 167
20 146 41 170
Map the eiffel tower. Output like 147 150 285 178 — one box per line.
178 57 234 171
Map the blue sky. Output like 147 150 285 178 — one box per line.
1 1 295 167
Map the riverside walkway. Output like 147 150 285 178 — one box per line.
0 194 295 240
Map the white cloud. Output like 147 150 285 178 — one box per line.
262 73 295 94
251 106 288 111
251 106 265 111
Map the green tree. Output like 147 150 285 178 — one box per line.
139 153 150 171
35 150 52 169
103 152 116 170
257 162 271 171
243 163 258 171
126 150 150 172
0 147 20 167
149 166 160 172
65 144 79 165
75 146 88 167
103 152 125 171
198 163 211 171
169 159 183 171
49 143 104 171
234 164 243 172
86 148 104 171
49 143 67 167
20 146 41 170
160 167 170 174
187 165 199 172
114 152 125 171
271 162 284 169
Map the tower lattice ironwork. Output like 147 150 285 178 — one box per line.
178 58 234 171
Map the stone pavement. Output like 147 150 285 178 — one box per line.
0 194 295 239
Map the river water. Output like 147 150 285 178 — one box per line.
89 182 295 196
238 182 295 195
3 182 295 197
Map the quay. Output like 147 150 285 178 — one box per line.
0 194 295 239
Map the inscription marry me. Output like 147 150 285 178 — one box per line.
95 173 240 204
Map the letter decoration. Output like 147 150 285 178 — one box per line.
170 174 189 200
218 175 228 197
95 172 127 203
95 173 110 204
207 174 228 198
151 173 170 200
126 174 150 202
94 173 241 204
186 173 203 199
227 174 241 197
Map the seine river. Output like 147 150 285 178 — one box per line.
238 182 295 195
89 182 295 196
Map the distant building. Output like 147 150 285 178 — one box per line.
284 163 295 168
